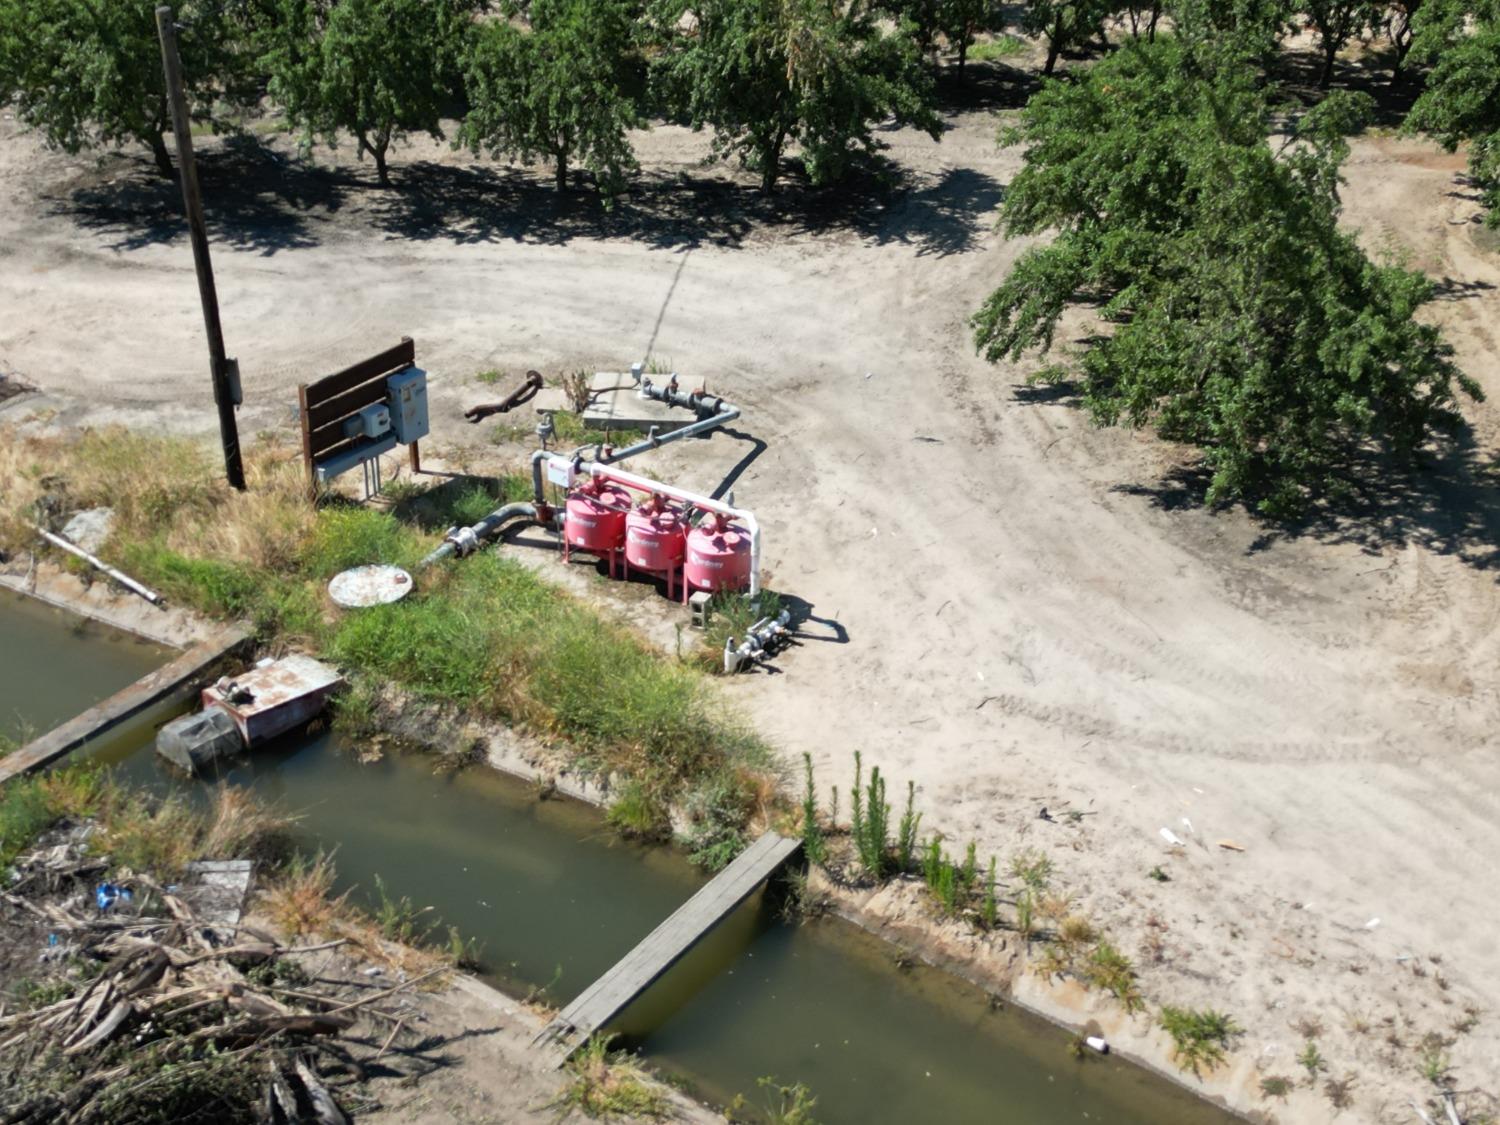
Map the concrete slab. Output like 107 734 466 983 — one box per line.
181 859 254 927
581 371 700 434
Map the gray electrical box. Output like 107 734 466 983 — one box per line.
386 367 429 443
343 402 391 440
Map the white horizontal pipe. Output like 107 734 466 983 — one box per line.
545 457 761 598
35 526 164 606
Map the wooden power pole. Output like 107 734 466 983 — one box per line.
155 5 245 491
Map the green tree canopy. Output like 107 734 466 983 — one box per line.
1406 2 1500 224
1169 0 1290 60
650 0 941 193
972 37 1480 512
461 0 642 194
0 0 257 176
260 0 479 186
1021 0 1112 75
1304 0 1379 86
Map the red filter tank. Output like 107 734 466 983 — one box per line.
564 479 629 555
625 496 686 573
684 512 752 597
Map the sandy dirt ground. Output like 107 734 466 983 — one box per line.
3 58 1499 1122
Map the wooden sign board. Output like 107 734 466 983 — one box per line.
297 337 421 497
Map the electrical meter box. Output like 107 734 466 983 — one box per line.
342 402 391 441
386 367 429 443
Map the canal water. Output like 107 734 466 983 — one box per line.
1 594 1235 1123
95 731 1237 1124
0 594 173 746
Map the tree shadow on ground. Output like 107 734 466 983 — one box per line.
1109 425 1500 572
49 132 1004 260
48 135 348 256
371 157 1004 256
932 58 1041 113
1268 46 1424 128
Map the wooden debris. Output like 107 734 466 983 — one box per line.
1216 839 1246 852
0 859 432 1124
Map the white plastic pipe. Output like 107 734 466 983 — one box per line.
539 454 761 597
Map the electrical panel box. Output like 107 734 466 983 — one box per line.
342 402 391 441
386 367 429 444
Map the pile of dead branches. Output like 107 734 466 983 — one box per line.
0 873 437 1124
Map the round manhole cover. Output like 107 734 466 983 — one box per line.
328 565 413 608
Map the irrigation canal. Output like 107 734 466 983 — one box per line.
0 592 172 745
2 597 1239 1123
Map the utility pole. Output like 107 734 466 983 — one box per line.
155 5 245 491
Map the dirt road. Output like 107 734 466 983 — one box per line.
3 80 1497 1121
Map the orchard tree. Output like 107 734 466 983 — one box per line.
1022 0 1113 75
887 0 944 58
461 0 641 194
885 0 994 71
1383 0 1424 77
944 0 997 71
972 37 1479 512
260 0 479 186
1406 4 1500 224
1121 1 1164 40
0 0 256 177
1304 0 1380 86
1170 0 1291 59
650 0 941 193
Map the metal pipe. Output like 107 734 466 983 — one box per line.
420 502 537 568
35 526 164 606
598 378 740 466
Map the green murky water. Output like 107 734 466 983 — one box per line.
0 594 172 745
100 734 1236 1125
1 596 1237 1124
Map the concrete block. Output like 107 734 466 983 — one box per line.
689 590 712 630
581 372 701 435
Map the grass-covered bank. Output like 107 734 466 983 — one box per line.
0 427 778 868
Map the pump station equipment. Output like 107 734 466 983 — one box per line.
297 338 428 498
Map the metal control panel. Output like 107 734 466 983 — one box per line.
386 367 429 444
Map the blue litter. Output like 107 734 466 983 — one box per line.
46 933 58 947
95 883 133 912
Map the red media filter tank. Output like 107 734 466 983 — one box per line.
684 512 752 598
564 479 629 556
625 495 686 573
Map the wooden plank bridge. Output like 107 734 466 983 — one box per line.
534 831 802 1062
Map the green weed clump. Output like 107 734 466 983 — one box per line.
1298 1039 1327 1083
606 780 670 840
800 753 826 865
554 1036 669 1120
374 873 436 944
968 34 1027 61
1159 1007 1242 1076
849 751 890 879
0 768 118 874
1085 940 1144 1013
895 780 920 873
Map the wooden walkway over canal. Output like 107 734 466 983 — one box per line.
534 831 802 1061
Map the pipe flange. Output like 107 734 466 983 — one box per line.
446 525 481 557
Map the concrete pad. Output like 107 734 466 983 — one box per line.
581 371 700 434
181 859 254 927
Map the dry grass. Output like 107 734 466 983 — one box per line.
0 425 312 566
91 784 293 881
261 850 346 938
258 850 447 977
